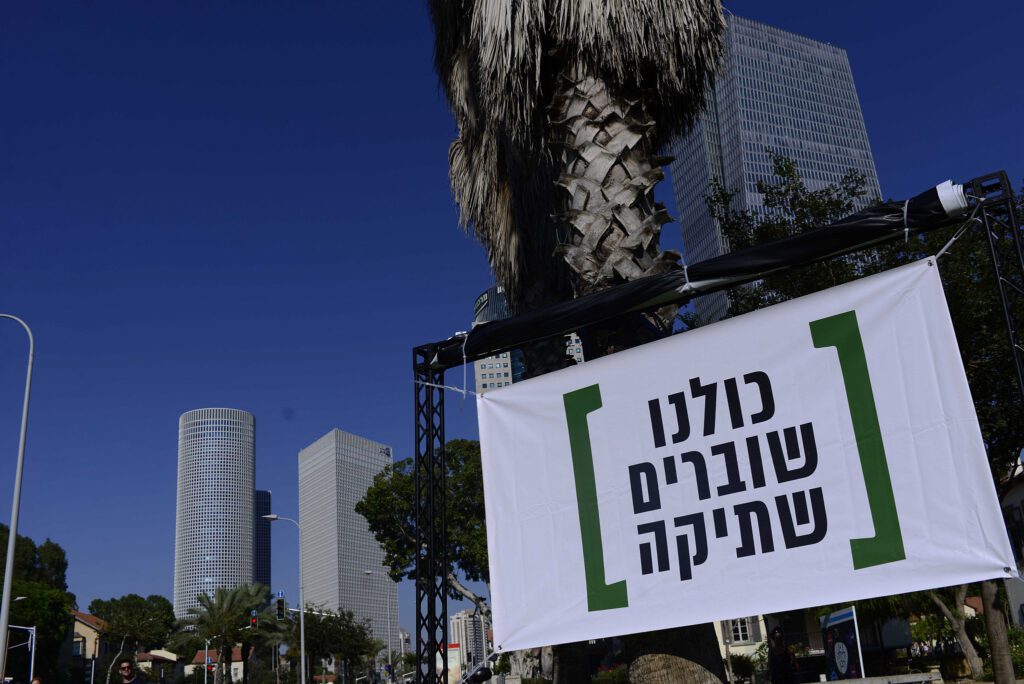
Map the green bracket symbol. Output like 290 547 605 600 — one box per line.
563 384 629 611
810 310 906 569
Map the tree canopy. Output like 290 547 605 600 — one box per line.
356 439 488 612
88 593 176 652
0 526 73 683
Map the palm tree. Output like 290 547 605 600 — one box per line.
170 584 270 684
427 1 727 681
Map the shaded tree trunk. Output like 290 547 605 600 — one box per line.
927 586 983 679
545 59 725 684
982 579 1015 684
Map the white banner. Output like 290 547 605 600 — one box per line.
478 258 1014 652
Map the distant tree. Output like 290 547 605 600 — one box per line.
168 584 270 684
356 439 489 615
705 153 1024 682
295 606 375 682
89 593 176 652
0 524 70 591
5 578 74 682
0 527 74 683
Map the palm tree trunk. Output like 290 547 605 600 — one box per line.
552 61 680 331
546 59 725 684
981 580 1015 684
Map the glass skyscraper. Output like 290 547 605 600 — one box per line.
298 429 398 657
253 489 272 589
668 15 881 323
174 408 255 619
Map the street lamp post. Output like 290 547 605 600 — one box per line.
363 570 393 683
263 514 305 684
0 314 34 680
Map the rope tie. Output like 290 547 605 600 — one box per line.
936 203 984 260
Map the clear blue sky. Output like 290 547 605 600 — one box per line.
1 0 1021 641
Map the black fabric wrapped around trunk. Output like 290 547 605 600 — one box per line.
434 184 960 368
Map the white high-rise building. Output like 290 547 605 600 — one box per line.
298 429 399 656
668 15 881 323
174 408 255 619
450 609 491 671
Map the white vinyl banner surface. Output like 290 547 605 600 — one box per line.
477 258 1015 652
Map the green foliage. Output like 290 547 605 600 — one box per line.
728 653 756 680
356 439 488 600
0 524 71 591
592 664 629 683
89 593 176 651
297 606 376 673
4 578 73 682
0 526 74 683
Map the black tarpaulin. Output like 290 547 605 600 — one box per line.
431 181 969 368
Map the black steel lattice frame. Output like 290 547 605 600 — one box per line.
968 171 1024 405
411 172 1023 683
414 344 447 684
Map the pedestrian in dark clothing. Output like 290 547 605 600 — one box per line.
116 657 141 684
768 627 797 684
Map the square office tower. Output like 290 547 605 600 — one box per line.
298 429 399 656
668 15 881 323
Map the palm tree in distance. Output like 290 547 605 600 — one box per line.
170 584 272 684
427 0 727 681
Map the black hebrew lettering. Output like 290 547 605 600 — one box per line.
668 391 691 444
679 451 711 500
662 455 678 485
637 521 670 574
724 378 744 430
734 500 775 558
629 463 661 514
744 371 775 424
712 441 746 496
648 398 666 449
674 513 708 581
688 377 718 436
713 507 728 538
746 435 766 488
768 423 819 483
776 488 828 548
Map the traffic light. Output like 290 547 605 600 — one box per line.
466 667 492 683
276 597 285 620
250 614 258 631
206 665 215 673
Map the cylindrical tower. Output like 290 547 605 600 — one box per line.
174 408 255 619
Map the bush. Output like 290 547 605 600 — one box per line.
729 653 756 680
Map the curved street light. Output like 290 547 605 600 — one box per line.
0 314 34 679
263 514 305 684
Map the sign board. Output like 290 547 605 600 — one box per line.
822 607 864 679
478 259 1015 651
277 590 284 598
206 657 212 664
250 609 257 617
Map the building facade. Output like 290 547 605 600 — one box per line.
298 429 399 656
449 609 491 671
174 408 255 619
253 489 272 589
668 15 881 323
